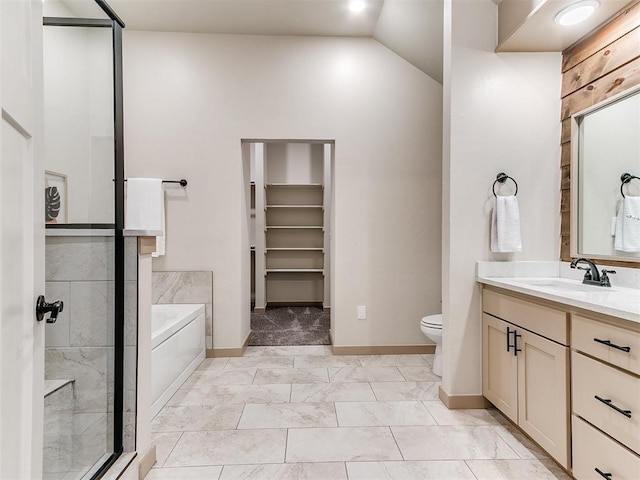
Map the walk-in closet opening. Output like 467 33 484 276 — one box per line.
243 140 334 346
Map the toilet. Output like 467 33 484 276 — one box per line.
420 314 443 377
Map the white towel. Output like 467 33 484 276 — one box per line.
614 196 640 252
491 195 522 253
152 192 166 258
125 179 165 257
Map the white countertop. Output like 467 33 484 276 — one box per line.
477 275 640 324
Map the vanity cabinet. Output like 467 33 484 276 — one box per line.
482 288 570 468
571 314 640 480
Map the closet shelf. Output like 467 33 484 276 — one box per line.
266 204 323 209
266 226 323 230
266 183 323 188
266 269 324 274
266 248 323 252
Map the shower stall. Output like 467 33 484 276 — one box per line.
41 1 134 478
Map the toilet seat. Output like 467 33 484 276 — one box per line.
421 314 442 329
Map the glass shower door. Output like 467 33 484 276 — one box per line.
42 16 123 479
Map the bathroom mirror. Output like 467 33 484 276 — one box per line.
572 87 640 262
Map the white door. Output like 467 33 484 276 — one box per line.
0 0 45 478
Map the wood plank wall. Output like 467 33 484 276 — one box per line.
560 0 640 266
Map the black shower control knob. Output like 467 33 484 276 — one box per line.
35 295 64 323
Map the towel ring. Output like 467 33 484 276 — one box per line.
492 173 518 197
620 173 639 198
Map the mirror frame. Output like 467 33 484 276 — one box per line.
570 83 640 264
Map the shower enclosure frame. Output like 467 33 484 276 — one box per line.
43 1 127 478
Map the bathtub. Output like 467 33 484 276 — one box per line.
151 304 206 418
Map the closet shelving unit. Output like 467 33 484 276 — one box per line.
249 142 332 311
264 182 325 300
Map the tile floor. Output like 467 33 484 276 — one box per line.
146 346 571 480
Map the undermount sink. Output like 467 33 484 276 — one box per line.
511 278 616 293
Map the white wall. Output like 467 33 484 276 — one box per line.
442 0 561 396
265 143 324 184
123 32 442 349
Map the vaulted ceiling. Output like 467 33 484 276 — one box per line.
58 0 445 84
56 0 637 87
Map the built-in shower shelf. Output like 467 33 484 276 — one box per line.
44 378 74 398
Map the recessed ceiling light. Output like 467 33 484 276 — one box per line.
349 0 366 13
554 0 600 26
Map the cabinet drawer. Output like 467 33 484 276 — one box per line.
572 415 640 480
483 289 568 345
572 351 640 454
572 315 640 375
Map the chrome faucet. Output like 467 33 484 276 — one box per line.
569 258 616 287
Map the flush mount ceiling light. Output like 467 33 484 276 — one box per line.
554 0 600 26
349 0 366 13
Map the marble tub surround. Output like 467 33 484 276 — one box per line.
152 271 213 349
476 261 640 322
147 346 569 480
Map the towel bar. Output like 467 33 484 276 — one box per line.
116 178 188 186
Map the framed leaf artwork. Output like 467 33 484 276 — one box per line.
45 170 67 224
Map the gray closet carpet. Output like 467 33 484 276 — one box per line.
249 306 331 346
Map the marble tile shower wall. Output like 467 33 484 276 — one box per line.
44 236 138 461
123 236 137 452
43 381 74 477
152 271 214 349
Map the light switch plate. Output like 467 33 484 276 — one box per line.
357 305 366 320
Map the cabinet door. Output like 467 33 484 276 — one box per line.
482 314 518 422
517 330 570 468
